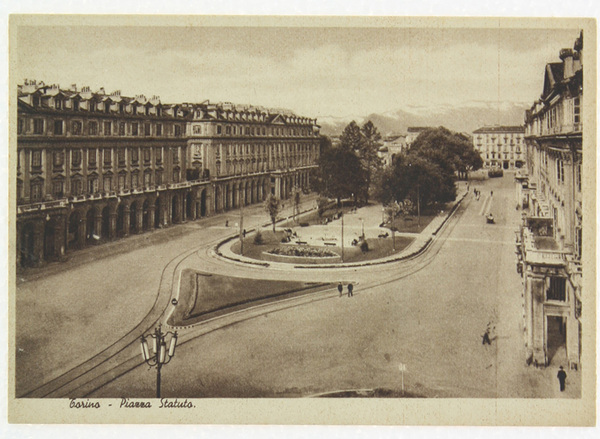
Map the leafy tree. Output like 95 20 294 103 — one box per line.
264 194 282 232
317 145 366 205
359 120 384 203
380 154 456 210
408 127 483 180
339 120 364 152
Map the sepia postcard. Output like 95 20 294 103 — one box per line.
6 14 597 426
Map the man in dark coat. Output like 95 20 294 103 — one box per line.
482 324 491 345
338 282 343 297
348 283 354 297
557 366 567 392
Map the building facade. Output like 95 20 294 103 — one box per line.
378 133 406 167
16 81 320 268
472 125 525 170
516 32 583 369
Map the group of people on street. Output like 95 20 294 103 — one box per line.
338 282 354 297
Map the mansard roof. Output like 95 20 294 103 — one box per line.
17 81 318 125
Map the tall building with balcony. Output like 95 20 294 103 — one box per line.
472 125 525 170
516 31 583 369
16 81 320 269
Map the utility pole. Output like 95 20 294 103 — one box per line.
341 210 344 262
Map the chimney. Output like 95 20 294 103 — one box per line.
71 83 77 92
98 87 105 95
559 48 574 79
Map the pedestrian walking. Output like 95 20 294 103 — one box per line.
225 220 229 227
482 324 491 345
337 282 343 297
347 283 354 297
491 190 493 197
557 366 567 392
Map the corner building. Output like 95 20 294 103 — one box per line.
16 81 320 268
472 125 525 170
516 32 583 369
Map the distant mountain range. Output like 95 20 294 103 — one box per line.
317 101 529 137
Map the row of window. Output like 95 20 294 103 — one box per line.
31 95 171 117
18 118 183 137
475 136 523 143
24 147 181 170
479 145 522 153
527 96 582 136
214 124 313 138
21 169 174 202
486 153 519 159
217 142 316 157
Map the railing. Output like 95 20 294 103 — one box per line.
17 199 68 214
524 249 567 265
167 181 191 190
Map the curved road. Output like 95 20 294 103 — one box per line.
15 175 579 399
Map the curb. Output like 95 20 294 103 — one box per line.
214 191 468 270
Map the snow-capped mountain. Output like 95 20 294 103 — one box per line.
317 101 529 136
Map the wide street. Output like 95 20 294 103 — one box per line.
15 174 580 399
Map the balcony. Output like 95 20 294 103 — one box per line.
17 199 68 214
521 222 567 267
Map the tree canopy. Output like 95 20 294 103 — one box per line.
316 142 366 203
379 154 456 210
408 127 483 180
312 121 383 204
358 120 384 203
264 194 282 232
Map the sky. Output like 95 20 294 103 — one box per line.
15 23 583 119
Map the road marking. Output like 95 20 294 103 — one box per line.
479 196 493 216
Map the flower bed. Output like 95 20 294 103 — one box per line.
268 246 338 258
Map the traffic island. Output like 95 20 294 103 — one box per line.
168 270 333 327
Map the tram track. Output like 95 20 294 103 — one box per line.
20 196 469 399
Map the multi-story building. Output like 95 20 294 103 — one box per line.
472 125 525 170
378 133 406 167
516 31 583 370
16 81 320 268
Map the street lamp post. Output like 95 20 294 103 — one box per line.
140 323 178 398
360 218 365 240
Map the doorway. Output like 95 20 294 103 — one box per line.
546 315 567 366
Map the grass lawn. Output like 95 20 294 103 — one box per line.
289 204 355 227
169 270 332 326
385 214 436 234
340 236 414 263
230 230 414 264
